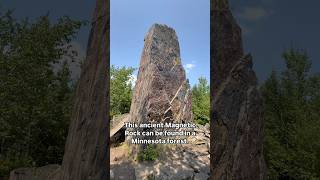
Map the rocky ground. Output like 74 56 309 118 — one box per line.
110 124 210 180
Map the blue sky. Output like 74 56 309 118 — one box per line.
1 0 94 48
1 0 94 80
2 0 319 85
111 0 210 86
230 0 320 83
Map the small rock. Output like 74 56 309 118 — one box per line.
194 172 209 180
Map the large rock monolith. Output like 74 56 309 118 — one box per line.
130 24 193 125
128 24 192 150
58 0 109 179
211 0 266 179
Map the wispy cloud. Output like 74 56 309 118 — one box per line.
127 74 137 86
53 41 86 82
184 62 196 73
238 7 272 21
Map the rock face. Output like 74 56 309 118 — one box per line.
129 24 192 146
211 0 266 179
211 0 243 95
58 0 109 179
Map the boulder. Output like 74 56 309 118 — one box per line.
128 24 193 153
110 114 129 145
194 172 209 180
9 164 60 180
130 24 192 126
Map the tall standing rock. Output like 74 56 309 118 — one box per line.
128 24 192 149
211 0 243 95
59 0 109 179
211 0 266 179
130 24 192 125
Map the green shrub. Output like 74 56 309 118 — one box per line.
262 48 320 179
0 154 33 178
137 145 159 161
194 114 210 125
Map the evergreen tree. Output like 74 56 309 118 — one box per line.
262 48 320 179
0 11 83 177
192 77 210 125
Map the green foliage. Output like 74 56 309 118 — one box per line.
0 11 83 177
262 48 320 179
192 77 210 125
110 65 135 117
137 145 159 161
0 153 33 178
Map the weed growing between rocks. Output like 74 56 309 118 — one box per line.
137 145 159 161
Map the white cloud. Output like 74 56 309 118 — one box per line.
185 64 195 69
238 7 272 21
127 74 137 86
184 63 196 73
67 42 86 80
52 41 86 82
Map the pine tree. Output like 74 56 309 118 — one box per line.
262 48 320 179
192 77 210 125
0 11 83 177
